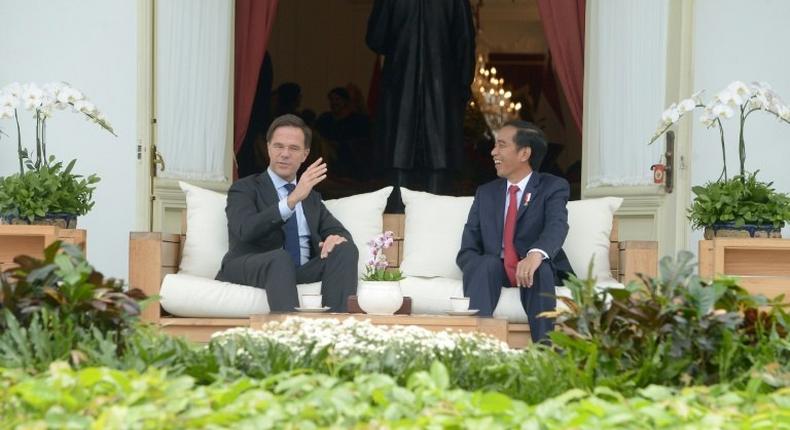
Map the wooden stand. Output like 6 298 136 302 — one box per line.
0 225 87 271
699 238 790 304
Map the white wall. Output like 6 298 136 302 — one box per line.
690 0 790 249
0 1 139 280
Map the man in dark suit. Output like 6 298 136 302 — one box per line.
216 114 358 312
457 120 573 343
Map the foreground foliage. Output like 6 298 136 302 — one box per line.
548 251 790 390
2 362 790 429
1 246 790 427
0 242 145 334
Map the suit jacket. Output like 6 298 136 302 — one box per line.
456 172 574 284
219 173 352 268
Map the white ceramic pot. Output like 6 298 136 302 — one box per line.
357 280 403 315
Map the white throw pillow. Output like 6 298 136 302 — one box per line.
399 189 474 280
178 181 229 279
323 187 393 277
565 197 623 282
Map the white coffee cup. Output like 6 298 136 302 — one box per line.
302 294 323 309
450 296 470 312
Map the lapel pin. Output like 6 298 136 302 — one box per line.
523 192 532 206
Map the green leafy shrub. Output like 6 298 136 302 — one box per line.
548 252 790 389
3 362 790 428
0 241 145 332
689 172 790 229
0 157 99 221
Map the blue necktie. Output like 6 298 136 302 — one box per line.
283 183 301 267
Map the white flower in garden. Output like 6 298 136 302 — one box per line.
211 316 514 363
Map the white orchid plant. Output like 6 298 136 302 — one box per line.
649 80 790 181
0 81 115 175
362 231 404 282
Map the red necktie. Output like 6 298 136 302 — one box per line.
503 185 519 286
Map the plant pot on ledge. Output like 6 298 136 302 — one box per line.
0 212 78 229
703 222 783 240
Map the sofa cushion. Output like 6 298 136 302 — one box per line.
161 273 623 321
399 188 474 280
160 273 322 318
399 188 623 284
177 181 392 280
565 197 623 282
323 186 393 277
399 277 623 323
178 181 229 279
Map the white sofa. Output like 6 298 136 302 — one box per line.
146 183 629 324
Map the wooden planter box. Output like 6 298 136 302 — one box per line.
699 238 790 305
0 225 87 271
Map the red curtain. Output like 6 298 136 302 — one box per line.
234 0 279 172
536 0 585 133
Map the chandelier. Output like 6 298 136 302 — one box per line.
471 54 522 132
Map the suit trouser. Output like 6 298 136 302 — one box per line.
216 242 358 312
461 254 556 343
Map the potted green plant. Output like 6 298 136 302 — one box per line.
650 81 790 238
0 82 115 228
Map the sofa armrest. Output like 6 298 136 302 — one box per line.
129 232 182 324
618 241 658 283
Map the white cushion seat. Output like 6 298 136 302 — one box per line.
161 273 322 318
165 183 625 322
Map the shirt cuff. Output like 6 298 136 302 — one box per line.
528 248 549 260
278 199 295 222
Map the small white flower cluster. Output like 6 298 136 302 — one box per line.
213 316 515 363
0 81 114 134
650 81 790 143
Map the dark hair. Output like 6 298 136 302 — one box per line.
503 119 547 170
274 82 302 106
327 87 351 101
266 114 312 149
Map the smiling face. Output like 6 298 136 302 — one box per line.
267 126 309 182
491 125 533 183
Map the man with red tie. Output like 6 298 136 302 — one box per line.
456 120 574 343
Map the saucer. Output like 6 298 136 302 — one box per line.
294 306 331 313
446 309 479 316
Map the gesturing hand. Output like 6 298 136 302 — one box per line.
516 252 544 288
319 234 347 258
287 157 327 209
